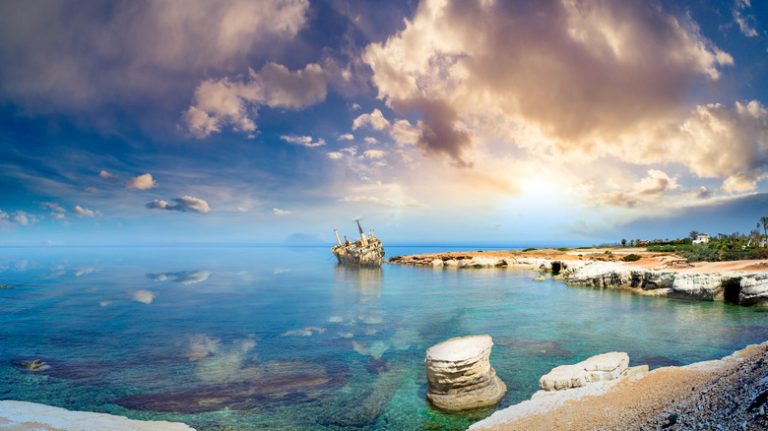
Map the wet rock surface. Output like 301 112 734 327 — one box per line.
425 335 507 412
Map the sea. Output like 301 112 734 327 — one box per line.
1 245 767 430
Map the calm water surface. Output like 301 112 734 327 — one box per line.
1 246 767 430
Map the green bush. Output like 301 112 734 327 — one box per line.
522 248 537 252
622 254 642 262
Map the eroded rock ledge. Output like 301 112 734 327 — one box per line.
0 401 195 431
390 251 768 306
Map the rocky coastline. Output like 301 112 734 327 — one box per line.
389 249 768 306
469 341 768 431
0 400 195 431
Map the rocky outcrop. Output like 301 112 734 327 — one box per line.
0 400 195 431
391 253 768 306
425 335 507 411
470 342 768 431
538 352 629 392
561 261 768 305
533 352 648 401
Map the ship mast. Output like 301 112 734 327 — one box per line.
356 219 369 246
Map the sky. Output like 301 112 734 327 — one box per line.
0 0 767 246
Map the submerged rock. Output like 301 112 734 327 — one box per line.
0 284 13 289
425 335 507 412
17 359 51 373
116 360 347 413
494 337 572 358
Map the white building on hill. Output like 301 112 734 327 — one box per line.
692 233 710 245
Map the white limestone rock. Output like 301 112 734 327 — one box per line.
0 400 195 431
539 352 629 392
425 335 507 411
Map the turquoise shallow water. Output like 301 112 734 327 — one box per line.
1 246 767 430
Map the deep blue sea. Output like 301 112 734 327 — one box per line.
1 245 767 430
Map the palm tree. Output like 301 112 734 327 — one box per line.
761 217 768 239
689 230 699 241
621 238 627 247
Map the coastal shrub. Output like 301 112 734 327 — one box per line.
622 254 642 262
522 248 537 252
557 248 569 251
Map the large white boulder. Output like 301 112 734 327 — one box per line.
425 335 507 411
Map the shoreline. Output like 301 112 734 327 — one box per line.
0 400 195 430
469 340 768 430
389 248 768 306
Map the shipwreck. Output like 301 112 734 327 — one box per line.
332 220 385 267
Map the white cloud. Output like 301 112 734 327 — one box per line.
327 151 344 160
364 137 378 145
362 149 386 160
352 109 390 131
146 195 211 213
0 0 310 110
272 208 291 216
572 167 686 209
99 170 118 182
734 0 758 38
635 101 768 187
73 205 98 218
722 174 763 193
280 135 326 148
338 133 354 141
11 211 36 226
42 202 66 219
126 173 157 190
341 146 358 156
363 0 734 166
637 170 679 195
184 62 327 138
0 210 38 227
